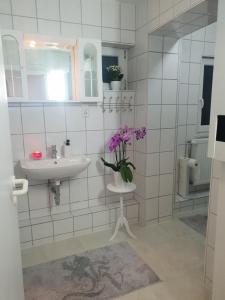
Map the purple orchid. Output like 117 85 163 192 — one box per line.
101 126 147 183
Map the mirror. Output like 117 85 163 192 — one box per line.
24 39 73 101
2 34 23 98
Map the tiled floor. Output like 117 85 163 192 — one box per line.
21 217 211 300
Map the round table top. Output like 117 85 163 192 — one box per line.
107 182 136 194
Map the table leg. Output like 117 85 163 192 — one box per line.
109 194 136 241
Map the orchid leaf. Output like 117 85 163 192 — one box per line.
101 158 119 172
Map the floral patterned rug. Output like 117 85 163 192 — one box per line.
23 242 160 300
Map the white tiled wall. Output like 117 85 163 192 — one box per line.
0 0 135 45
129 6 216 221
10 101 138 248
0 0 137 248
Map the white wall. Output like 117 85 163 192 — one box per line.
0 0 138 248
0 0 135 45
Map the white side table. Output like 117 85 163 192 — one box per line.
107 182 137 241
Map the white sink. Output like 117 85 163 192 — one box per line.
20 156 91 180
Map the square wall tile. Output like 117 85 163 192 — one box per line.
32 222 53 240
148 52 163 79
135 106 146 128
0 0 11 14
65 105 85 131
189 63 201 84
88 154 104 177
159 195 173 217
162 80 177 104
17 194 29 212
121 2 135 30
28 184 49 210
177 126 186 145
93 210 109 227
136 53 148 80
20 226 32 243
54 218 73 236
178 105 187 125
180 39 191 62
60 0 81 23
188 84 200 105
148 35 163 52
70 178 88 202
82 25 101 39
81 0 101 26
178 84 188 104
145 197 159 221
190 40 204 63
11 135 24 161
8 106 22 134
88 176 105 199
127 204 139 220
0 14 13 29
13 16 37 33
21 106 44 134
38 19 60 35
136 80 148 105
146 153 160 176
147 105 161 129
74 214 92 231
148 79 162 104
23 133 46 159
179 62 189 84
44 105 66 132
37 0 60 20
161 105 176 128
102 27 120 43
86 106 104 130
87 131 104 154
163 53 178 79
102 0 120 29
187 105 198 125
147 129 160 153
145 176 159 199
12 0 36 17
160 152 174 174
61 23 82 38
159 174 174 196
69 131 86 155
160 129 175 152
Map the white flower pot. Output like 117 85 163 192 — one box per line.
111 81 121 91
113 171 126 187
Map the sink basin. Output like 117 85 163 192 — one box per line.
20 156 91 180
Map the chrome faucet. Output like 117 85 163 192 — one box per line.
51 145 57 159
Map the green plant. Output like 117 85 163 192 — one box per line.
106 65 124 81
101 126 146 183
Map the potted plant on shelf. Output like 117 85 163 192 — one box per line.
101 126 146 186
107 65 124 91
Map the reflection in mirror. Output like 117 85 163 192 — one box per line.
83 43 98 97
25 44 73 101
2 35 23 98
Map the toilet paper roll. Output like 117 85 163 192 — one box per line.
188 158 200 184
188 158 198 168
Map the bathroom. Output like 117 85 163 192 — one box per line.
0 0 224 299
